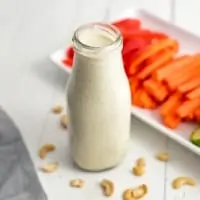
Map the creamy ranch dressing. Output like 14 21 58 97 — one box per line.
78 28 114 47
67 23 131 171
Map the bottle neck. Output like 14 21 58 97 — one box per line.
72 22 122 59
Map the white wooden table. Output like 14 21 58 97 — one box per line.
0 0 200 199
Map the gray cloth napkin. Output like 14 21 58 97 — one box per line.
0 108 47 200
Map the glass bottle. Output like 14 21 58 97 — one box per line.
66 23 131 171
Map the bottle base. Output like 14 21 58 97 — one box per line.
72 153 126 172
73 161 121 172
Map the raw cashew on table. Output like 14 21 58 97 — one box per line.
38 144 56 159
100 179 114 197
60 114 68 128
123 184 148 200
132 157 146 176
70 179 85 188
41 162 58 173
156 152 169 162
172 177 196 189
52 105 63 114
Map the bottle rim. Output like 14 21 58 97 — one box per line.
72 22 122 53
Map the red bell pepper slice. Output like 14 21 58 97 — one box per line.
122 38 149 55
123 45 149 77
112 18 142 39
123 50 141 76
66 46 74 59
112 18 141 30
124 29 168 41
62 58 73 67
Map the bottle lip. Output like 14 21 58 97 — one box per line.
72 22 122 53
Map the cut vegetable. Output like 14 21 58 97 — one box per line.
138 49 176 80
144 51 164 65
187 87 200 100
194 108 200 121
62 58 73 66
153 55 191 81
184 113 195 121
166 56 200 90
139 89 157 109
124 29 167 41
177 98 200 118
129 77 140 94
66 46 74 59
132 89 143 107
190 126 200 147
178 76 200 93
143 79 169 102
122 38 149 55
160 93 181 117
128 38 178 75
163 114 181 129
112 18 141 31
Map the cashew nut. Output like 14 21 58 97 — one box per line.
38 144 56 159
132 166 145 176
70 179 84 188
100 179 114 197
41 162 58 173
123 189 133 200
136 158 145 167
172 177 196 189
132 157 146 176
60 114 67 128
52 105 63 114
156 153 169 162
123 184 148 200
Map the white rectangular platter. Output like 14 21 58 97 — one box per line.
50 8 200 156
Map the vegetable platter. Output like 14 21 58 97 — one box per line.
50 8 200 156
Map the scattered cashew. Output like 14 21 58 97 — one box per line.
60 114 67 128
132 157 146 176
136 158 145 167
70 179 85 188
172 177 196 189
52 105 63 114
100 179 114 197
123 189 133 200
41 162 58 173
38 144 56 159
133 166 145 176
132 184 148 199
123 184 148 200
156 153 169 162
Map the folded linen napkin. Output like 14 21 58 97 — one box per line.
0 108 47 200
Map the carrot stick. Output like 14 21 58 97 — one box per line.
129 38 178 75
163 114 181 129
186 87 200 100
159 92 181 117
145 49 168 65
178 76 200 93
129 77 139 94
143 79 169 102
138 49 175 80
177 98 200 118
139 89 157 109
194 107 200 121
166 56 200 90
153 55 192 81
132 89 143 107
184 113 195 121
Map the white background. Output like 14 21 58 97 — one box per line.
1 0 200 199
